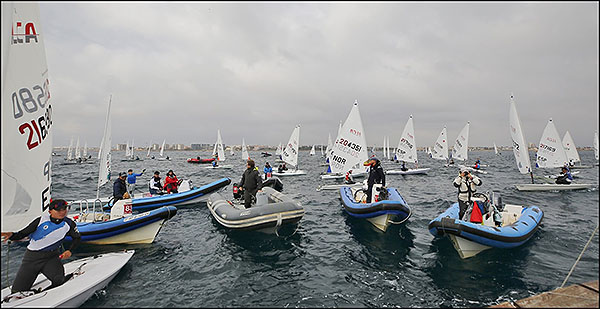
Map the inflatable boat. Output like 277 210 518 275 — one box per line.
100 178 231 212
428 194 543 259
67 204 178 245
207 187 304 234
339 185 411 232
187 157 215 164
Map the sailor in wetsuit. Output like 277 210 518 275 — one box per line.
364 157 385 203
555 166 573 185
1 200 81 293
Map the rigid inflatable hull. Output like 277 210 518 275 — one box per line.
66 206 177 243
339 187 411 222
103 178 231 212
428 203 543 249
187 158 215 164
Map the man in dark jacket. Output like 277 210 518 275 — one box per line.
113 172 128 203
364 157 386 203
239 159 263 209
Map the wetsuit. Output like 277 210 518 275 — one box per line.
240 167 263 209
555 171 573 184
8 212 81 293
366 160 386 203
453 174 482 220
113 177 127 203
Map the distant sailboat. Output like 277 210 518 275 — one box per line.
272 125 306 176
431 126 449 163
594 132 599 165
309 145 316 156
493 142 500 155
156 139 170 161
451 122 470 162
241 138 249 160
562 131 592 169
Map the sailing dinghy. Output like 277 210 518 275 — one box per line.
1 2 134 306
271 125 307 176
509 96 594 191
386 115 430 175
562 131 592 169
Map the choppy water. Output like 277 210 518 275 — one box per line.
2 150 598 307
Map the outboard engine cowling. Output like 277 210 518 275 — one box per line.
232 183 242 199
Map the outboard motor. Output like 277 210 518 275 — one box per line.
495 194 504 212
232 183 242 199
376 186 389 200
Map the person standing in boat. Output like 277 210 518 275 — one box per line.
113 172 129 203
364 157 386 203
453 169 482 220
264 162 273 180
239 159 263 209
149 171 164 195
555 166 573 185
126 168 145 196
1 200 81 293
164 170 180 193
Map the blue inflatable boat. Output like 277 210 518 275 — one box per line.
339 186 411 232
67 206 177 245
103 178 231 212
428 202 543 258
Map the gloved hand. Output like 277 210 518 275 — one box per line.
142 169 146 174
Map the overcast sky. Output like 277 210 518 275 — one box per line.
39 1 598 148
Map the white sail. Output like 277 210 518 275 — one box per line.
382 136 387 159
146 140 151 157
160 139 165 157
75 137 81 159
282 125 301 167
275 143 282 156
386 136 391 160
125 140 130 157
451 122 470 161
536 118 568 168
395 115 418 164
241 138 249 160
325 133 333 161
328 101 368 174
83 141 88 158
2 2 53 232
309 145 316 156
509 95 532 174
130 138 135 159
431 126 449 161
230 146 234 156
320 144 324 156
97 138 103 160
97 95 112 194
67 137 74 160
215 129 226 161
594 132 599 161
493 142 498 155
562 131 581 164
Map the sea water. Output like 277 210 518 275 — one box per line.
1 150 598 307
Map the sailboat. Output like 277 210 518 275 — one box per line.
331 101 411 232
510 99 594 191
156 139 170 161
321 120 368 180
431 126 449 163
241 138 250 160
121 138 142 161
63 136 77 164
562 131 592 169
493 142 501 155
309 145 316 156
1 3 133 306
272 125 306 176
205 129 232 169
387 115 430 175
74 137 81 161
146 140 152 158
594 132 599 165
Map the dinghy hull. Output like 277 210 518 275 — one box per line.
515 183 594 191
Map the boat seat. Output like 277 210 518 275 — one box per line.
500 204 523 226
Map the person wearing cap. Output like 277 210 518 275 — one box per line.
149 171 164 195
163 170 180 194
364 157 386 203
555 166 573 185
453 168 483 220
1 199 81 293
113 172 129 203
126 168 146 196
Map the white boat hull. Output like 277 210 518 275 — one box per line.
203 165 233 169
320 170 367 180
82 220 166 245
366 214 392 232
316 183 362 191
271 170 307 176
386 168 430 175
515 183 595 191
449 234 492 259
1 250 134 308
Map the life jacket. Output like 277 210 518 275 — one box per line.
28 212 72 251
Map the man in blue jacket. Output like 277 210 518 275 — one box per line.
126 168 145 196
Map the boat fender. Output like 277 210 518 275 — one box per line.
470 201 483 223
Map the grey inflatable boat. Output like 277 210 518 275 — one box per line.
207 187 304 233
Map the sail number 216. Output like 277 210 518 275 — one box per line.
12 84 52 150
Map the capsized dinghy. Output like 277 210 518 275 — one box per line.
1 250 134 308
428 193 543 259
207 187 304 234
340 184 411 232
